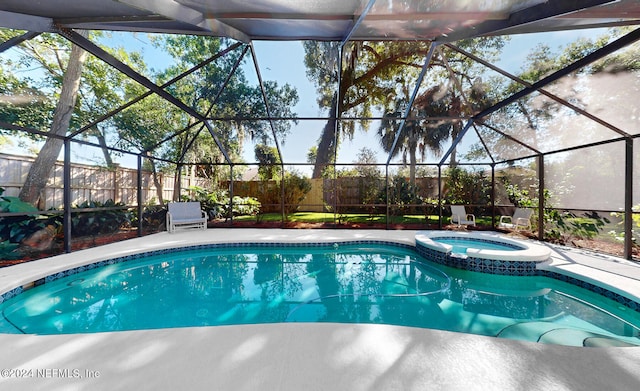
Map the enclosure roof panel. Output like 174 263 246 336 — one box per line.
2 0 640 42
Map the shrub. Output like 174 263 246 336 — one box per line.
129 204 166 230
184 186 261 218
282 172 312 214
545 210 609 243
254 172 311 215
0 187 46 243
500 177 609 242
232 196 261 216
183 186 227 217
444 167 491 206
609 204 640 245
502 181 537 208
0 240 20 260
70 199 131 235
377 176 422 214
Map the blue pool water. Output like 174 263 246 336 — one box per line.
434 237 522 253
1 243 639 347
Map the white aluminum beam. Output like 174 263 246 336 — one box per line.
117 0 251 42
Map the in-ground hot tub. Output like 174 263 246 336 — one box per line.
415 231 551 275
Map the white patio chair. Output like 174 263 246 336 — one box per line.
499 207 533 230
450 205 476 227
166 201 207 233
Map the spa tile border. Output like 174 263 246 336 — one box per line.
414 241 542 276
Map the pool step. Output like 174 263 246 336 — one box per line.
539 328 639 347
496 322 640 347
496 321 558 343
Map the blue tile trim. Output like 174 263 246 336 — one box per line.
0 286 23 305
415 241 542 276
1 240 638 313
539 270 640 312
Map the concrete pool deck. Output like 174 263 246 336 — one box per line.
1 228 639 390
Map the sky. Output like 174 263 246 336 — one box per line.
164 28 611 170
248 28 610 171
2 27 610 174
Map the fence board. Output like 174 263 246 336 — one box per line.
0 153 212 209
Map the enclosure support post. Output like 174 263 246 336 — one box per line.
537 155 545 241
137 155 143 237
438 165 443 229
491 164 496 227
385 165 390 230
229 165 234 224
281 166 286 224
624 138 633 260
333 45 344 229
63 138 71 253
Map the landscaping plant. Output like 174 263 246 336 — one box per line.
70 199 132 235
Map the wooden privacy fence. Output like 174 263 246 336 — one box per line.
322 177 441 211
0 153 210 210
2 153 523 213
229 177 443 213
228 178 325 212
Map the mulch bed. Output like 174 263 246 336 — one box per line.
1 230 143 267
3 222 637 267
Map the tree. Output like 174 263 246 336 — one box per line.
304 38 505 179
73 45 143 167
112 92 179 204
353 147 380 178
353 147 382 212
0 61 54 131
305 41 432 178
148 36 298 198
444 166 491 206
377 86 452 185
475 28 637 162
1 32 298 207
0 30 139 207
373 39 504 184
17 30 89 208
254 144 281 180
1 30 149 153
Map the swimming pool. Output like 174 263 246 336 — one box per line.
1 241 639 347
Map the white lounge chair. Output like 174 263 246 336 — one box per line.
499 207 533 230
450 205 476 227
166 201 207 233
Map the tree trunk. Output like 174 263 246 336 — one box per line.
19 30 89 208
148 158 165 206
448 120 461 167
90 126 114 167
173 163 183 202
409 144 417 186
312 94 338 179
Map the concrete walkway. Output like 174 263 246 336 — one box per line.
0 229 639 391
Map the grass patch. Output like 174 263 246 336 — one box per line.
231 213 502 228
234 212 452 225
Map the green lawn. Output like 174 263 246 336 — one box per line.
232 212 495 226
